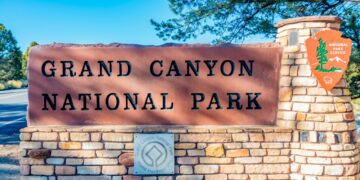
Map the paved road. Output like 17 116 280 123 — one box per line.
0 89 26 178
0 88 27 144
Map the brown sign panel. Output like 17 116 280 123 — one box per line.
28 44 282 126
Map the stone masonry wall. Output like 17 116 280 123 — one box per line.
20 126 293 180
19 16 359 180
275 16 359 180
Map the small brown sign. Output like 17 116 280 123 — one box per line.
28 44 282 126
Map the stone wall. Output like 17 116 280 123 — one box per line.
275 16 359 180
19 16 359 180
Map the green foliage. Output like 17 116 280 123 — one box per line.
0 83 4 90
346 52 360 99
153 0 360 98
6 80 22 89
0 23 23 81
22 41 38 78
152 0 360 49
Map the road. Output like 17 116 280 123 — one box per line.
0 88 27 144
0 88 26 178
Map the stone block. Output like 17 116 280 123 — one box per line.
279 87 292 101
332 123 348 131
234 157 262 164
77 166 101 175
298 65 311 76
20 133 31 141
278 102 292 110
176 175 203 180
280 76 292 86
263 156 289 163
264 133 291 142
311 104 335 113
82 142 103 150
249 133 264 142
307 157 331 165
32 132 58 141
59 142 81 149
306 22 326 28
194 165 219 174
46 158 65 165
179 165 193 174
293 103 310 112
324 165 344 176
292 96 315 102
199 157 232 164
307 88 327 95
20 142 41 149
306 114 324 121
65 158 83 165
70 133 90 141
180 134 231 142
226 149 249 157
102 133 133 142
102 165 127 175
28 149 51 159
55 166 76 175
187 150 204 156
43 142 57 149
91 133 101 141
242 142 260 148
20 158 45 165
205 144 225 157
119 152 134 166
344 165 358 176
51 150 95 158
177 157 198 165
31 165 54 175
84 158 118 165
232 133 248 142
96 150 121 158
245 164 289 174
219 164 244 174
292 77 317 86
289 65 298 76
105 142 124 149
59 133 69 141
175 143 196 149
316 96 333 103
277 111 296 120
325 114 343 122
301 143 329 151
301 164 323 175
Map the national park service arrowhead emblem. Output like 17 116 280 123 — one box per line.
305 30 352 91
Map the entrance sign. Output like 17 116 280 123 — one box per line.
305 30 352 90
134 134 174 175
28 44 282 125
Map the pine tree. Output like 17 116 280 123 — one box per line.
316 38 328 72
0 23 23 81
22 41 38 79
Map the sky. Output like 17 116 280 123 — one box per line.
0 0 272 52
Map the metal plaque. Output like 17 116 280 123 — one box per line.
134 134 174 175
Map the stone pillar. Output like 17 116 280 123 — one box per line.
275 16 359 179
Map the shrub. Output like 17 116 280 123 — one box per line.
6 80 23 89
0 83 5 90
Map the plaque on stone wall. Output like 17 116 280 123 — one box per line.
28 44 282 125
134 134 174 175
